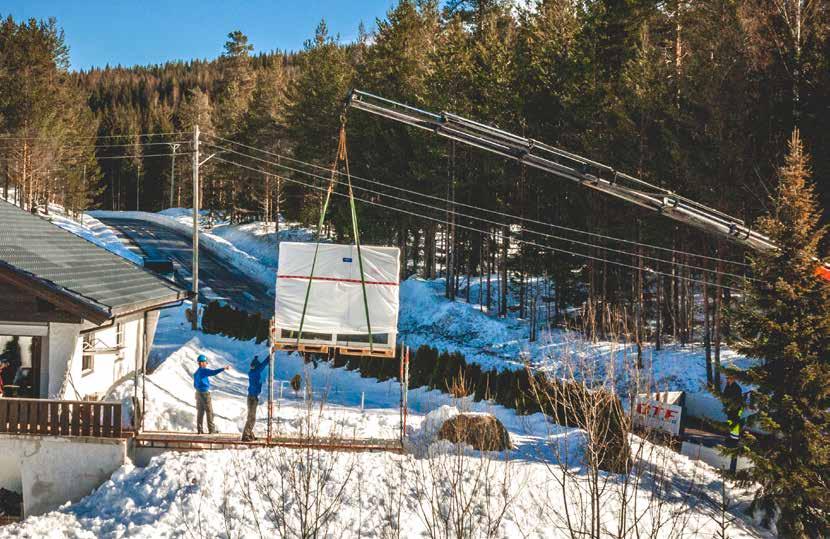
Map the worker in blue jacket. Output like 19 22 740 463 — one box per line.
194 354 229 434
242 355 268 441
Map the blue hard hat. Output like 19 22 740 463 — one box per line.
197 354 207 363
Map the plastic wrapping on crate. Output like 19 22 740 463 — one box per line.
275 242 400 335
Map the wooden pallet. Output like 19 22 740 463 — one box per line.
338 346 396 358
272 342 330 354
270 321 397 358
272 342 396 358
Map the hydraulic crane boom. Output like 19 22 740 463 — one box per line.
347 89 830 281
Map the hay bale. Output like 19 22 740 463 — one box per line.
290 374 302 392
437 413 511 451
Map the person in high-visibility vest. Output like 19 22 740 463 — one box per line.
723 374 744 440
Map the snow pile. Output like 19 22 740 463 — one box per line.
404 404 460 456
0 279 767 538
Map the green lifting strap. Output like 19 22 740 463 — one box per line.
296 122 374 353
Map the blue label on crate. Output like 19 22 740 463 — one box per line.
342 257 353 263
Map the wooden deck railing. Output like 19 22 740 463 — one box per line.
0 398 123 438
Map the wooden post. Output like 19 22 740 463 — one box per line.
400 347 410 441
133 325 141 432
141 311 148 433
268 319 275 444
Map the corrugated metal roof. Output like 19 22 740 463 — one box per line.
0 199 186 319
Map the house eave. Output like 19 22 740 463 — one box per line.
0 261 112 325
109 291 190 320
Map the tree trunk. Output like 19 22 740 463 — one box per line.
399 220 407 281
424 223 435 279
703 269 713 385
713 259 723 391
655 272 662 351
636 220 644 369
486 230 493 312
500 226 508 317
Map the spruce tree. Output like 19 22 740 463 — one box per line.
285 19 354 225
729 129 830 537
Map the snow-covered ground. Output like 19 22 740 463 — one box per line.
1 436 767 538
1 301 768 538
2 207 771 538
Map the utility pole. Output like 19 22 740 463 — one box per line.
168 143 180 208
191 125 200 330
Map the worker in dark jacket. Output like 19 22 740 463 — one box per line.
242 355 268 441
194 354 229 434
722 374 744 441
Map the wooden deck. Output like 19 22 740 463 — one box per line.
134 431 404 453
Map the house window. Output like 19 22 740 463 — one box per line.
82 333 94 373
115 323 125 360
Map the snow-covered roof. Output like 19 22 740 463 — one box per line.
0 199 188 324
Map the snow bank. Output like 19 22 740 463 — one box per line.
210 220 313 270
404 404 460 456
52 213 143 265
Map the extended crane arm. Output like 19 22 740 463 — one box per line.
347 89 830 280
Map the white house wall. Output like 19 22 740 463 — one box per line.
67 318 144 400
0 313 158 401
47 323 81 398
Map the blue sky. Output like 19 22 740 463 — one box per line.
4 0 400 71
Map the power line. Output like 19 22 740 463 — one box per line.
0 140 191 151
93 152 192 160
203 132 749 269
203 140 756 283
211 153 743 291
0 131 188 141
0 152 191 163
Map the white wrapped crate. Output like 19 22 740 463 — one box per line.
273 242 400 355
